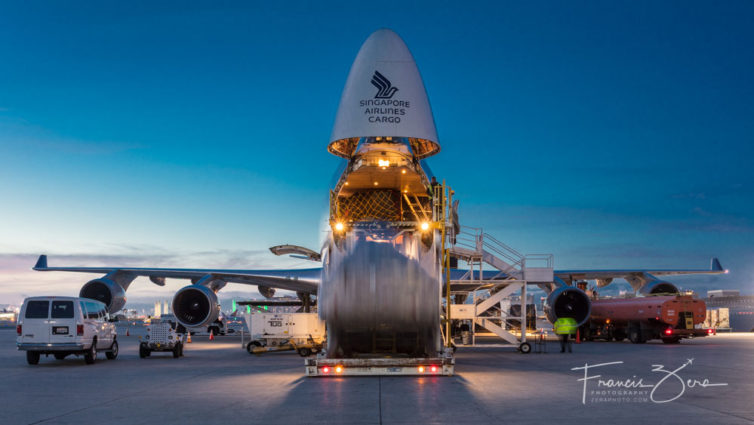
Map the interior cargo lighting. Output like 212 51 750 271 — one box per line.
417 366 425 373
335 365 343 374
378 159 390 167
430 365 438 373
334 222 345 232
420 221 430 231
664 328 673 336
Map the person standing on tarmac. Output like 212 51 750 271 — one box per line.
553 317 578 353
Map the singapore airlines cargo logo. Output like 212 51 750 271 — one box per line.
361 70 408 123
371 71 398 99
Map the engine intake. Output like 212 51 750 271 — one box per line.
639 280 679 296
544 286 591 326
172 285 220 327
80 278 127 313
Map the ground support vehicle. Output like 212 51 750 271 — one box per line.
242 312 325 357
139 321 185 358
16 296 118 365
586 294 709 344
306 348 455 376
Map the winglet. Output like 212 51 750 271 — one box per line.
34 255 48 270
711 257 724 272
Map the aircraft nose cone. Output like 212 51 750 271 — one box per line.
329 28 440 159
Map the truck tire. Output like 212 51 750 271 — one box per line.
106 340 119 360
173 343 182 358
629 329 645 344
26 351 40 365
139 344 150 358
613 331 626 342
54 353 67 360
84 341 97 364
297 347 312 357
247 341 261 354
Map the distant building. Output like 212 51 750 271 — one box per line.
707 289 740 298
0 310 17 325
154 300 170 317
704 291 754 332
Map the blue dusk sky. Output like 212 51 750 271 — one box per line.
0 1 752 305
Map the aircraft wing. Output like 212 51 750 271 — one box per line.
553 257 726 285
33 255 320 294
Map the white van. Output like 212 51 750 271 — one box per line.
16 296 118 365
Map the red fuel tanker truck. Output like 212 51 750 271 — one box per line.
585 294 711 344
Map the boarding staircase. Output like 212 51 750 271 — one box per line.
445 225 554 350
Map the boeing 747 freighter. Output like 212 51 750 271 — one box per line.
32 29 726 364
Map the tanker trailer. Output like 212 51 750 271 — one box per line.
586 294 711 344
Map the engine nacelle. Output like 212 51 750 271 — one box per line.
544 286 592 326
172 285 221 328
80 278 127 313
639 280 679 296
258 285 276 299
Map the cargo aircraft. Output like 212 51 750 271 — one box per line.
33 29 726 358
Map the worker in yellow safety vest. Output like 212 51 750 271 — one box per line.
553 317 578 353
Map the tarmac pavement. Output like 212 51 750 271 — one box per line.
1 328 752 424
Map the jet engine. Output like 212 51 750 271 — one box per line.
258 285 276 299
79 278 127 313
638 280 679 296
172 284 221 328
544 286 592 326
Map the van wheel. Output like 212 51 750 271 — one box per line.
173 343 182 358
106 340 119 360
54 353 67 360
26 351 40 365
84 342 97 364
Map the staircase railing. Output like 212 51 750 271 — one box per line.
452 226 525 274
